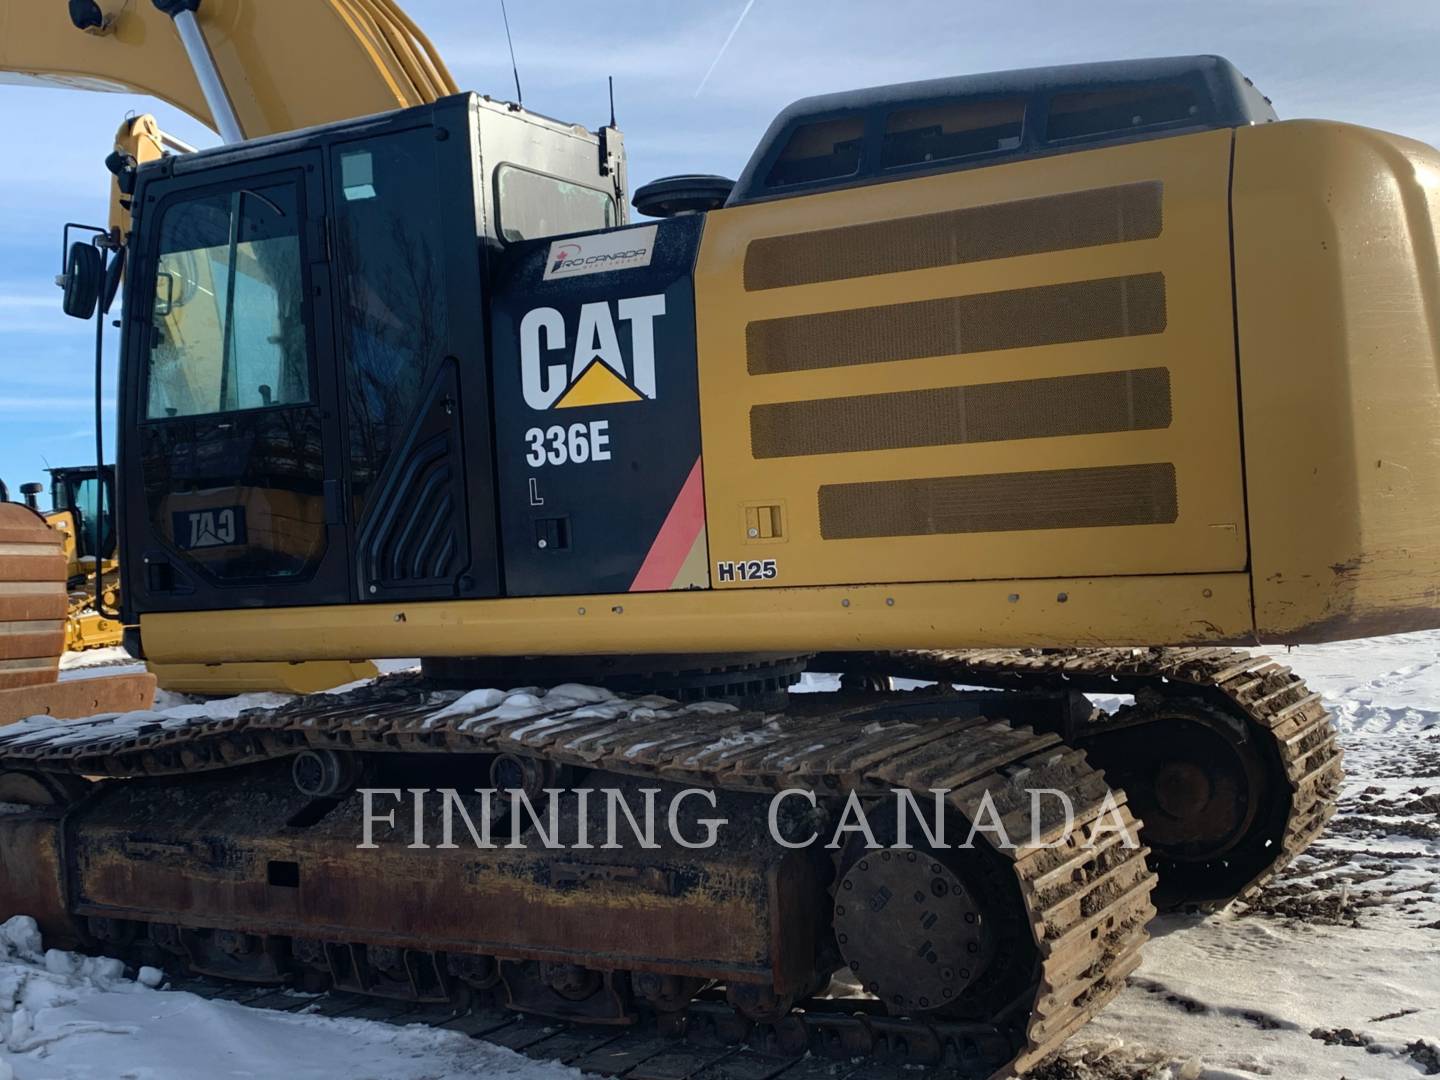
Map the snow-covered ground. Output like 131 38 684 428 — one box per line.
1056 633 1440 1080
5 636 1439 1079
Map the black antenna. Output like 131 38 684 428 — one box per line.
608 75 616 128
498 0 522 105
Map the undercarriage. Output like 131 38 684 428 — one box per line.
0 647 1342 1077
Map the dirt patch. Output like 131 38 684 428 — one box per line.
1240 884 1363 926
1326 814 1440 841
1354 787 1440 815
1030 1049 1177 1080
1408 1040 1440 1076
1311 1026 1372 1048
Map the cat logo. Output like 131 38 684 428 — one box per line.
173 506 247 550
520 293 667 410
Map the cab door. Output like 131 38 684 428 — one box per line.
124 150 350 611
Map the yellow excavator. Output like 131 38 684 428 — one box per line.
3 3 1439 1077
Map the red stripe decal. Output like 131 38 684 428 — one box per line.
629 458 705 592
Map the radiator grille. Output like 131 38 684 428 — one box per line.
747 273 1166 375
751 368 1171 459
744 181 1164 291
818 463 1178 539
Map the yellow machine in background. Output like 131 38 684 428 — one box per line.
32 466 123 653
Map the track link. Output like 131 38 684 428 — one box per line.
819 648 1344 909
0 676 1157 1077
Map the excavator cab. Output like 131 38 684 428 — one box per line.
114 94 627 617
48 465 117 564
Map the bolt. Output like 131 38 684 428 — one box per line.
886 597 895 606
577 607 586 615
747 527 759 538
1057 592 1069 603
1008 593 1020 603
538 538 548 549
841 598 850 607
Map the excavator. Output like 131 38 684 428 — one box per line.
2 2 1437 1076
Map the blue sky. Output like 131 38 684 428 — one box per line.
0 0 1437 493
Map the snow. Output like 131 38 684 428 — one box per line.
1045 634 1440 1079
0 915 574 1080
3 635 1439 1079
57 648 138 675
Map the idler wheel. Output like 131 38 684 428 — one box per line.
833 851 992 1015
1083 703 1266 863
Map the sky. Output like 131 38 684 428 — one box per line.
0 0 1437 495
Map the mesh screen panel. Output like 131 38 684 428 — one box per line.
818 463 1178 539
744 182 1163 291
747 273 1166 375
751 368 1171 458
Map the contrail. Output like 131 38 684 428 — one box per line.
694 0 758 97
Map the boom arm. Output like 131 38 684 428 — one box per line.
0 0 457 139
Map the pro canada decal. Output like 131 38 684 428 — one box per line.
542 224 658 281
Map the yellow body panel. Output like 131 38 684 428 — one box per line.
1235 121 1440 641
133 120 1440 662
0 0 454 137
695 129 1247 588
138 574 1251 663
149 660 379 695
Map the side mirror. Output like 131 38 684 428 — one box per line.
60 241 103 320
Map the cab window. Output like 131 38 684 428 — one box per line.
765 116 865 188
1047 84 1201 142
145 181 309 419
495 164 615 242
883 99 1024 168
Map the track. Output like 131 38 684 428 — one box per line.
0 647 1341 1075
0 663 1162 1078
820 648 1345 909
158 975 1021 1079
